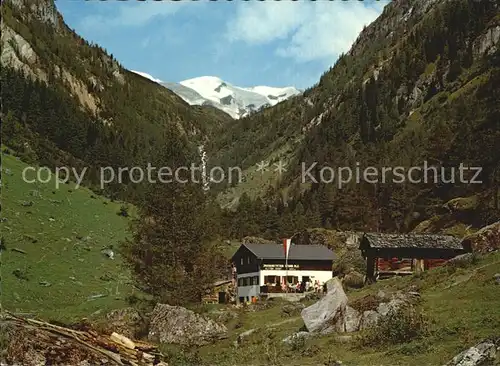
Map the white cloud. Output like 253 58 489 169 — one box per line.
112 2 185 27
226 1 384 63
80 1 187 31
226 2 305 44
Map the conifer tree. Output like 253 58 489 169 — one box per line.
121 138 225 305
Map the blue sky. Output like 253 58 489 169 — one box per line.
56 0 387 90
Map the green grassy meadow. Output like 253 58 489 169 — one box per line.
1 151 137 322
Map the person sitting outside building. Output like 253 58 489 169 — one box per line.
300 280 306 293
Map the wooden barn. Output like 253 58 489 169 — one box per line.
359 233 472 281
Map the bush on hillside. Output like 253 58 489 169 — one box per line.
357 305 429 348
332 250 366 277
117 205 129 217
349 294 382 313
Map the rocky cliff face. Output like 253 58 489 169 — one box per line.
1 22 43 80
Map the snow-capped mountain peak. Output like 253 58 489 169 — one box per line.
131 70 301 119
176 76 301 119
131 70 163 83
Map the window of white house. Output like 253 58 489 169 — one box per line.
264 275 275 284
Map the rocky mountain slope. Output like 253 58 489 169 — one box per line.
1 0 232 201
208 0 500 236
132 71 301 119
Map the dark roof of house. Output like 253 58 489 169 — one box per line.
360 233 464 250
236 243 336 261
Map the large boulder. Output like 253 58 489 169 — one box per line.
444 196 479 213
301 278 348 333
359 310 379 330
377 298 406 317
105 307 144 339
462 221 500 253
282 302 305 317
342 270 365 289
148 303 227 346
333 306 361 333
447 253 475 268
301 281 418 335
446 339 497 366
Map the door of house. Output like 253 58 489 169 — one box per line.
218 291 226 304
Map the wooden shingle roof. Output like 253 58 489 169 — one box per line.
361 233 464 250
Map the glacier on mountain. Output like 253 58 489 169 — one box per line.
131 71 301 119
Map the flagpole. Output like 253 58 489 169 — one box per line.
285 255 288 295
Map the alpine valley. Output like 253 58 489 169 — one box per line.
1 0 500 365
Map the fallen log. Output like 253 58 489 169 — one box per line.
11 248 27 254
110 332 136 350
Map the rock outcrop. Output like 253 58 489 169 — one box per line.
462 221 500 253
1 23 45 81
446 339 498 366
281 302 305 317
342 270 365 289
301 282 418 335
301 278 348 333
282 331 312 345
359 310 379 330
447 253 475 268
334 306 361 333
473 25 500 58
444 196 479 213
106 307 144 339
148 303 227 346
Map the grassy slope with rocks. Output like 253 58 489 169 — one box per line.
0 150 138 322
176 252 500 366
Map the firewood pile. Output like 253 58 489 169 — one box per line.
2 312 168 366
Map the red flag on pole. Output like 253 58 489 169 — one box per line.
283 238 291 260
